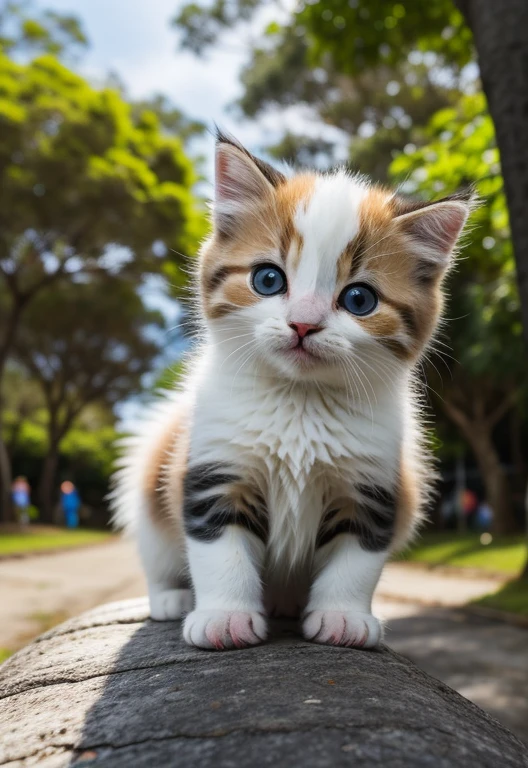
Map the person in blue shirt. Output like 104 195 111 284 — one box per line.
12 476 31 525
60 481 81 528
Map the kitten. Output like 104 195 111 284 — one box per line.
112 132 471 651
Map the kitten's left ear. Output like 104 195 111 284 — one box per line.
214 130 286 237
394 191 475 278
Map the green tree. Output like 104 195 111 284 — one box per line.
0 42 203 514
0 0 88 58
13 277 163 520
391 92 524 534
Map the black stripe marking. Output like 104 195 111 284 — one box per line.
183 463 268 543
378 337 410 359
317 485 397 552
207 265 248 293
184 464 238 496
399 307 419 337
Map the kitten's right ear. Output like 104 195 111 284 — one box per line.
214 131 286 237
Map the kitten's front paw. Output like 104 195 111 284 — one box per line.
303 609 382 649
150 589 193 621
183 609 267 650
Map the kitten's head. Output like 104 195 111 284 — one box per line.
198 133 472 386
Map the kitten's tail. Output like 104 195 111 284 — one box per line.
108 392 187 535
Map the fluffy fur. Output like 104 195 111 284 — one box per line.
111 133 472 651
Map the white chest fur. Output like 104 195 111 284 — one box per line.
187 347 406 565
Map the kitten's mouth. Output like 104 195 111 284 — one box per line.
282 340 320 364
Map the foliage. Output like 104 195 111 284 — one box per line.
0 51 202 294
0 527 112 555
174 0 263 55
474 579 528 616
0 0 88 58
131 94 206 145
152 359 186 392
295 1 473 75
391 91 524 385
0 8 206 515
398 532 526 575
174 0 472 69
13 277 163 447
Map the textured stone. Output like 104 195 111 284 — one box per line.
0 599 526 767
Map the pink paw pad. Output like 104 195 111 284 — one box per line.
303 610 382 649
183 610 267 650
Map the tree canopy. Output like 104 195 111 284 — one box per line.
0 3 205 519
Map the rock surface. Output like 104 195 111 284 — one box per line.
0 598 527 767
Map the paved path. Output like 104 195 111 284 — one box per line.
1 539 527 744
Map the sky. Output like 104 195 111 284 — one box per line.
32 0 296 181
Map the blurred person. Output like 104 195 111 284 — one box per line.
476 500 493 530
60 481 81 529
461 488 478 529
11 476 31 525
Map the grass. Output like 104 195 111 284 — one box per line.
473 579 528 617
0 526 113 556
397 531 526 575
0 648 12 664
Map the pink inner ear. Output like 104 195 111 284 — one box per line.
403 202 468 256
216 152 238 201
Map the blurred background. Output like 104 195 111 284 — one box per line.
0 0 527 745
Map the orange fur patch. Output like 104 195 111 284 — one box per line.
393 452 424 550
336 189 447 360
200 174 316 321
143 402 190 536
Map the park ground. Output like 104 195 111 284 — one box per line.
0 532 527 745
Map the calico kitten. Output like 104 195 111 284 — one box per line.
112 132 472 651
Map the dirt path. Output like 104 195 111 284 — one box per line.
0 538 145 652
1 539 527 744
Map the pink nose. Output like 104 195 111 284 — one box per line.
289 322 323 339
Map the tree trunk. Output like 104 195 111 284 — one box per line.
464 425 517 535
521 481 528 581
443 398 517 534
0 298 26 521
38 448 59 524
0 436 12 522
456 0 528 347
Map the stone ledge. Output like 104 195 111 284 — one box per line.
1 598 527 767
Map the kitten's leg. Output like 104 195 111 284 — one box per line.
303 485 397 648
182 463 268 650
138 511 193 621
303 534 386 648
184 527 266 650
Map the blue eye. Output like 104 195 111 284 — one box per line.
251 264 287 296
339 283 378 316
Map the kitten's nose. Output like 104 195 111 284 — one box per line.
289 322 323 339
